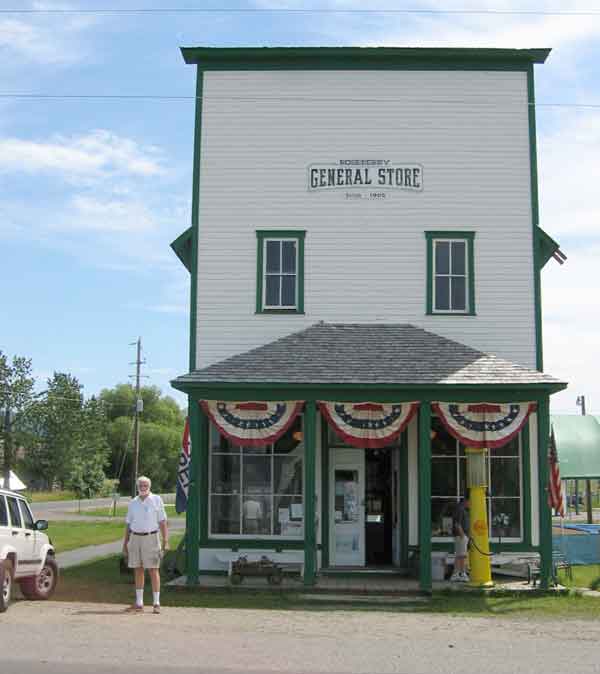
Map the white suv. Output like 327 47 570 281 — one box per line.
0 487 58 612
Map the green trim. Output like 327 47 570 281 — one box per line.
425 231 476 316
320 416 330 568
181 47 551 68
198 569 228 576
170 227 193 272
255 230 306 314
186 397 202 584
198 404 210 546
304 401 317 585
172 383 567 399
528 65 543 371
189 68 203 371
418 404 432 592
400 430 409 568
537 396 552 588
536 226 562 269
522 419 532 547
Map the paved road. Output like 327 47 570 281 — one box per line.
2 601 600 674
31 493 176 521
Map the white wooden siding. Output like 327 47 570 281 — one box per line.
195 70 536 369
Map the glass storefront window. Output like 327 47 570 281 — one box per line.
431 417 523 541
209 415 304 537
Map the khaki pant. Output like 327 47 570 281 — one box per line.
127 532 161 568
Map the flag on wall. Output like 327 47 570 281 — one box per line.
176 417 191 514
548 426 565 517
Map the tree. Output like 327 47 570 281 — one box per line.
100 383 185 492
0 351 35 486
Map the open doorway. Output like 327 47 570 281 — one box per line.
365 449 393 566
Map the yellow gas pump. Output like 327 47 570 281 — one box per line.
465 446 493 587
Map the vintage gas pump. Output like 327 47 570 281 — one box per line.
465 446 494 587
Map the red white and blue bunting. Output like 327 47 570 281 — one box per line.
432 402 536 449
200 400 304 447
319 402 419 449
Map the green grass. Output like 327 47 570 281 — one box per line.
80 504 182 518
557 564 600 591
27 490 77 503
47 520 126 552
51 554 600 617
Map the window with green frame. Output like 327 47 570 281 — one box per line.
426 231 475 315
256 230 305 313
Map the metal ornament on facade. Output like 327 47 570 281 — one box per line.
319 401 420 449
433 402 536 449
200 400 304 447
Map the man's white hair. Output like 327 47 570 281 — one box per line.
137 475 151 488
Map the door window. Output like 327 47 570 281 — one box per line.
18 500 35 530
6 496 22 528
334 469 359 522
0 496 8 526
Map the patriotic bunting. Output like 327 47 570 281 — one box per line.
432 402 536 449
548 426 565 517
319 401 419 449
200 400 304 447
176 417 191 514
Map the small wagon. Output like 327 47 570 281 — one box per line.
230 555 283 585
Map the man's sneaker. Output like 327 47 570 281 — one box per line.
450 572 461 582
125 604 144 613
153 604 161 614
459 572 470 583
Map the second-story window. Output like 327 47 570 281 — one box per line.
426 231 475 315
256 230 305 313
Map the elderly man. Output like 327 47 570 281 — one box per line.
122 476 169 613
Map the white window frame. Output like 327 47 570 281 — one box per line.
262 237 299 310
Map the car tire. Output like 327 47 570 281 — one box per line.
19 557 58 600
0 559 14 613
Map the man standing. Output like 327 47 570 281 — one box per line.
451 498 470 582
122 476 169 613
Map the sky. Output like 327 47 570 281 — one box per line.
1 1 599 415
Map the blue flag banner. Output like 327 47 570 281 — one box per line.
176 417 191 513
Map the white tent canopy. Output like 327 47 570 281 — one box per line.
0 471 27 491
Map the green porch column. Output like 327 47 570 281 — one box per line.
304 400 317 586
537 396 552 588
186 397 207 585
418 402 432 593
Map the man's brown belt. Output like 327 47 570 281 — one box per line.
131 530 158 536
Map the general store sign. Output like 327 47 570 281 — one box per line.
308 159 423 193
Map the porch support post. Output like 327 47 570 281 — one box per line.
418 402 432 593
537 396 552 588
185 396 203 585
304 400 317 586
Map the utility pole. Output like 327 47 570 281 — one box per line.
576 395 593 524
131 337 144 498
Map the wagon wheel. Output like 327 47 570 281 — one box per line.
230 573 243 585
268 570 283 585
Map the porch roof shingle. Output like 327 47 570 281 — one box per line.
172 323 565 388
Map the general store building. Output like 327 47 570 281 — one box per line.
171 47 567 591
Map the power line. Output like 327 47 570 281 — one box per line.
2 7 600 17
0 93 600 109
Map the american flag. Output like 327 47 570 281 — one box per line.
548 427 565 517
175 417 191 514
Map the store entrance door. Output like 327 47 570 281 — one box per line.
329 449 365 567
365 449 393 566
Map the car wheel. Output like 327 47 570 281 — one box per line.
19 557 58 600
0 559 14 612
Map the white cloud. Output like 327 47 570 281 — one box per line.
68 195 160 234
0 130 164 180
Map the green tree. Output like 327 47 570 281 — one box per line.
0 351 35 486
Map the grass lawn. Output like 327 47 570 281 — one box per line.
51 554 600 617
28 490 77 503
557 564 600 591
80 504 182 518
47 520 126 552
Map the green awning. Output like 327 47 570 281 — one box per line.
551 415 600 479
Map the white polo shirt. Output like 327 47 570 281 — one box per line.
126 493 167 533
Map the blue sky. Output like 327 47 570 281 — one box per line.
1 1 599 414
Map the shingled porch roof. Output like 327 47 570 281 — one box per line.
172 323 566 392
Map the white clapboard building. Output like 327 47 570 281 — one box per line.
171 47 567 591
